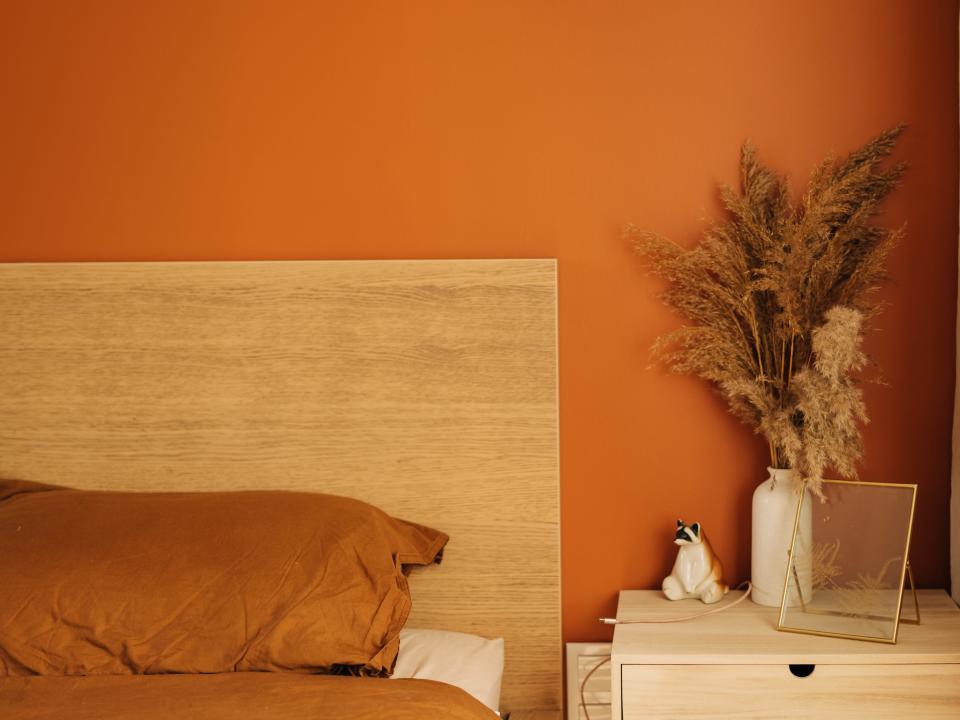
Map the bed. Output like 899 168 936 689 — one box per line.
0 260 560 719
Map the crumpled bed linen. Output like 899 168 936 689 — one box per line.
0 671 498 719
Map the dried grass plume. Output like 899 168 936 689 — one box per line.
627 127 905 495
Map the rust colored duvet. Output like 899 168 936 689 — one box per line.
0 672 497 719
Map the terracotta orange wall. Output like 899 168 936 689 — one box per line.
2 1 957 642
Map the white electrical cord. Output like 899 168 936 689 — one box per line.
579 582 752 720
598 581 753 624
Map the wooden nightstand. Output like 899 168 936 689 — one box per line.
611 589 960 719
566 642 612 719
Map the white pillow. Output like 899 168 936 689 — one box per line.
391 628 504 713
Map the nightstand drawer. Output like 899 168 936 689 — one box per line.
566 643 611 720
621 663 960 719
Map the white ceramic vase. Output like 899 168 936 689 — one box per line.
751 467 812 607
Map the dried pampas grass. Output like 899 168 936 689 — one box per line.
628 127 904 495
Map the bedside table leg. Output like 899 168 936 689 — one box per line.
610 658 621 719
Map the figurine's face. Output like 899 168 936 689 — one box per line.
674 519 701 545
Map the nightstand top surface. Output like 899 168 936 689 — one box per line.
612 589 960 665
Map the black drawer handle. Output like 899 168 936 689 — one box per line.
789 664 815 678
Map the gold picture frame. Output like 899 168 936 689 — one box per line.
777 479 918 644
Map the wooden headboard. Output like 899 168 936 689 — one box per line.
0 260 560 714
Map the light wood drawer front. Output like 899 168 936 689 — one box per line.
576 655 611 705
576 706 611 720
566 643 611 720
573 656 611 720
621 664 960 719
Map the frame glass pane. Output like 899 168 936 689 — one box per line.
778 479 917 643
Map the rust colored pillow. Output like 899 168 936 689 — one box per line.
0 480 447 678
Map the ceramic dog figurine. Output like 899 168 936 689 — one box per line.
662 519 729 604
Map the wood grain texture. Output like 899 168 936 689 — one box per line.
0 260 560 713
613 590 960 664
620 664 960 719
575 705 611 720
612 590 960 719
565 643 611 720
